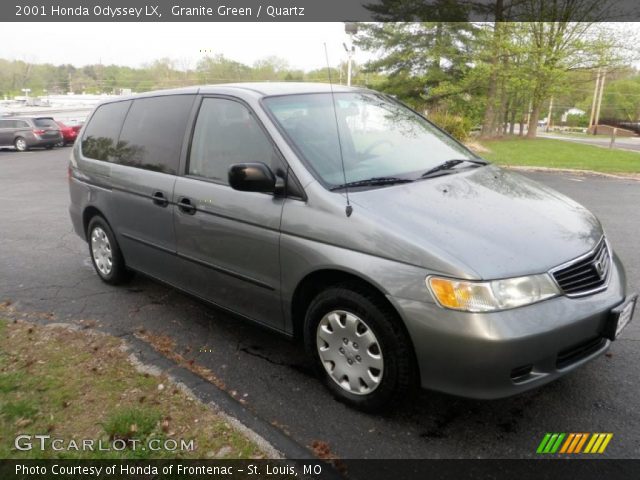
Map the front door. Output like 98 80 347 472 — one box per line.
173 96 286 330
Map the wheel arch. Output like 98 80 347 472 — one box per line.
82 206 108 239
291 268 407 342
291 267 422 403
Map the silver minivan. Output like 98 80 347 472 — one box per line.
69 83 636 411
0 116 62 151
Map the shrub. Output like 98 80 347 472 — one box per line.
565 113 589 128
427 112 472 141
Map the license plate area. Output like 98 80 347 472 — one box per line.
604 295 637 341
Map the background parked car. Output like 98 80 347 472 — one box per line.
0 116 62 151
55 120 79 146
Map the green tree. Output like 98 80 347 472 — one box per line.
598 77 640 122
196 54 251 84
355 22 479 111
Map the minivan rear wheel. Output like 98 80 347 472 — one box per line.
14 137 28 152
304 285 416 412
87 216 131 285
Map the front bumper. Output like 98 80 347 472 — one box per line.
391 253 630 399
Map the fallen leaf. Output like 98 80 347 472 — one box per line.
15 418 33 428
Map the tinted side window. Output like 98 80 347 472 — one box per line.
17 121 29 128
82 101 132 161
188 98 282 184
117 95 194 175
0 120 10 128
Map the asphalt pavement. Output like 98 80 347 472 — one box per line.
1 147 639 459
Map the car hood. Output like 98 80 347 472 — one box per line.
350 165 603 279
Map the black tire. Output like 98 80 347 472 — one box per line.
304 284 417 412
14 137 28 152
45 145 54 150
87 216 132 285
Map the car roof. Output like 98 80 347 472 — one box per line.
2 116 53 120
203 82 363 95
100 82 368 105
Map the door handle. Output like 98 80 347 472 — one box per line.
151 191 169 207
177 197 196 215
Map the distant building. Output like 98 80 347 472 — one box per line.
561 107 586 123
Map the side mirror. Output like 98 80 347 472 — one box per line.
228 163 277 193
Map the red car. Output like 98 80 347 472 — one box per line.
55 121 82 146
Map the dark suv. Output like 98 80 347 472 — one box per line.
0 116 62 151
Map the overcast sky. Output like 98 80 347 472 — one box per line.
2 22 638 72
0 22 371 71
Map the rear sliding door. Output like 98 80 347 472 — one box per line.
109 94 195 283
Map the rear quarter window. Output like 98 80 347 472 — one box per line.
33 118 57 128
82 101 132 162
116 95 195 174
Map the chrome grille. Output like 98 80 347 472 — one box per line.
551 238 611 296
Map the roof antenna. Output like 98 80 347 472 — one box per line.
324 43 353 218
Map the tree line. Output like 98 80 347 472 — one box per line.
0 55 378 99
2 12 639 140
356 0 640 138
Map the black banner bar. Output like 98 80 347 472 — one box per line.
1 459 639 480
3 0 640 22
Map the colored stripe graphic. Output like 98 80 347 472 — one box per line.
585 433 614 454
598 434 613 453
584 433 599 453
537 433 565 454
574 433 589 453
550 433 565 453
537 433 552 454
567 433 582 453
544 433 559 453
559 433 575 453
538 433 613 454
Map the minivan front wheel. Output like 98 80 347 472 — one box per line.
87 217 131 285
304 286 416 412
14 137 28 152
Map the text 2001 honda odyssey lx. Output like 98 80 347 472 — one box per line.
69 83 636 411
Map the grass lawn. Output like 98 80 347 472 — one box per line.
476 137 640 174
0 316 264 459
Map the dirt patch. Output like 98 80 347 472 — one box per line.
135 330 227 391
0 318 264 459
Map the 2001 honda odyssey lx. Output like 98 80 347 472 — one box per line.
69 83 636 411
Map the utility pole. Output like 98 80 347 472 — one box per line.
545 97 554 133
344 22 358 87
593 70 606 135
588 68 601 130
342 43 355 87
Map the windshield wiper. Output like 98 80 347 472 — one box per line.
330 176 414 191
420 159 488 179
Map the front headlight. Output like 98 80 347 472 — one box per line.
427 274 560 312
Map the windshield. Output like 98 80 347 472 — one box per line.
263 92 479 188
